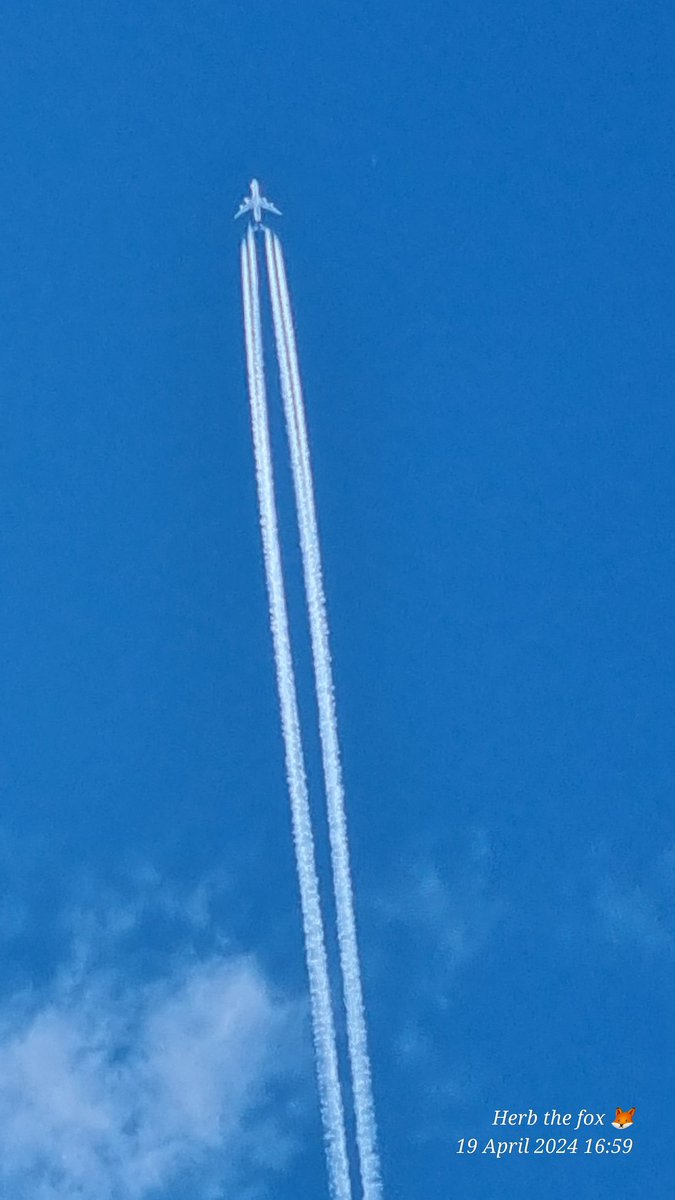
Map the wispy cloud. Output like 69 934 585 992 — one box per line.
375 827 504 1007
367 828 502 1137
550 838 675 960
594 868 673 955
0 880 306 1200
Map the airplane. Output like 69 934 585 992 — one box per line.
234 179 282 224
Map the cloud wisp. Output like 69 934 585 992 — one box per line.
375 828 504 1008
0 888 304 1200
594 874 673 955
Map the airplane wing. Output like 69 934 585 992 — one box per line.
260 199 282 216
234 201 251 220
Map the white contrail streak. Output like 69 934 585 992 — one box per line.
265 227 383 1200
241 226 353 1200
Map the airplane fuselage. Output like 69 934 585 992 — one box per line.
249 180 263 223
235 179 282 225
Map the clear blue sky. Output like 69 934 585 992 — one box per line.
1 2 672 1197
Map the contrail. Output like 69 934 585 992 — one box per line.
265 227 383 1200
241 226 353 1200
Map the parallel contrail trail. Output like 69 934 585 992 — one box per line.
241 226 353 1200
265 227 383 1200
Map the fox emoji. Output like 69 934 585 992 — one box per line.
611 1107 636 1129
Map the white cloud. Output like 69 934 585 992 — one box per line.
367 829 501 1136
0 895 305 1200
376 827 504 1005
594 876 672 954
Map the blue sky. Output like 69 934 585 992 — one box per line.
1 2 673 1196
